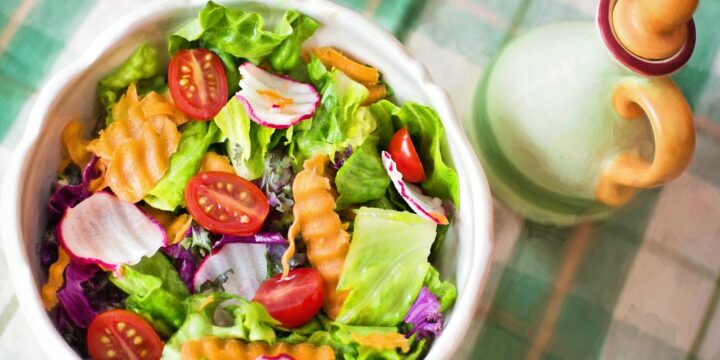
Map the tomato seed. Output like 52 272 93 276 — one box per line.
181 65 191 73
204 53 213 61
127 329 136 337
107 350 116 358
198 197 207 205
101 336 110 344
133 336 143 345
239 192 247 199
226 183 233 191
216 182 223 189
117 322 126 330
240 215 249 223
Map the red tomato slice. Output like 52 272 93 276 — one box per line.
168 48 228 120
253 268 324 328
87 309 163 360
388 127 426 182
185 171 270 236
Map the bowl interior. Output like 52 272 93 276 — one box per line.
8 0 492 358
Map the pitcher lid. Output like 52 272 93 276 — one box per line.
597 0 696 76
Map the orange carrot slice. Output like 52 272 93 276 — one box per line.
312 47 380 85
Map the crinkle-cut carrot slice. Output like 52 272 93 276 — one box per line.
87 84 184 202
312 47 380 85
350 332 410 353
142 205 192 244
88 83 186 160
107 117 179 203
181 337 335 360
199 152 235 174
62 120 90 168
41 249 69 310
282 154 350 319
109 83 140 125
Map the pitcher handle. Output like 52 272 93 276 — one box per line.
595 77 695 206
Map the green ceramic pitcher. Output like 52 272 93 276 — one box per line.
470 0 697 225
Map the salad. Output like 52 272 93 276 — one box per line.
39 2 460 360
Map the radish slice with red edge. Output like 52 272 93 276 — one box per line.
382 151 449 225
57 192 167 272
193 242 268 299
236 62 319 129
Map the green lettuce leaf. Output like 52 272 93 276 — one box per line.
391 102 460 205
162 292 279 360
110 253 189 336
215 50 241 94
293 56 369 165
367 100 397 148
168 1 314 65
214 98 275 180
335 139 389 208
337 208 436 326
276 315 332 344
334 105 395 208
423 265 457 312
307 323 425 360
97 43 163 123
144 121 224 211
269 14 319 72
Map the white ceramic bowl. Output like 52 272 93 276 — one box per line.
1 0 493 358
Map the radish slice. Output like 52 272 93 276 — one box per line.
236 62 319 129
193 242 268 299
382 151 449 225
57 192 167 271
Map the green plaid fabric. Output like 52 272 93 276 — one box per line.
2 0 720 359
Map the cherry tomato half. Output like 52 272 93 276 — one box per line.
185 171 270 236
388 128 426 182
253 268 324 328
87 309 163 360
168 48 228 120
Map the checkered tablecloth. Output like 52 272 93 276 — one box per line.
2 0 720 359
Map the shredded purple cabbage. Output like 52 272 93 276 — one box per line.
56 262 99 328
332 146 353 170
213 231 287 251
162 243 197 293
47 156 100 225
403 287 443 339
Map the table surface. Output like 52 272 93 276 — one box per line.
2 0 720 359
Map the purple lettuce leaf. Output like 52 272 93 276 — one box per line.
38 229 59 268
267 243 307 276
260 153 295 212
162 243 197 293
47 156 100 225
56 262 99 328
403 287 443 340
212 231 287 251
332 146 353 170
